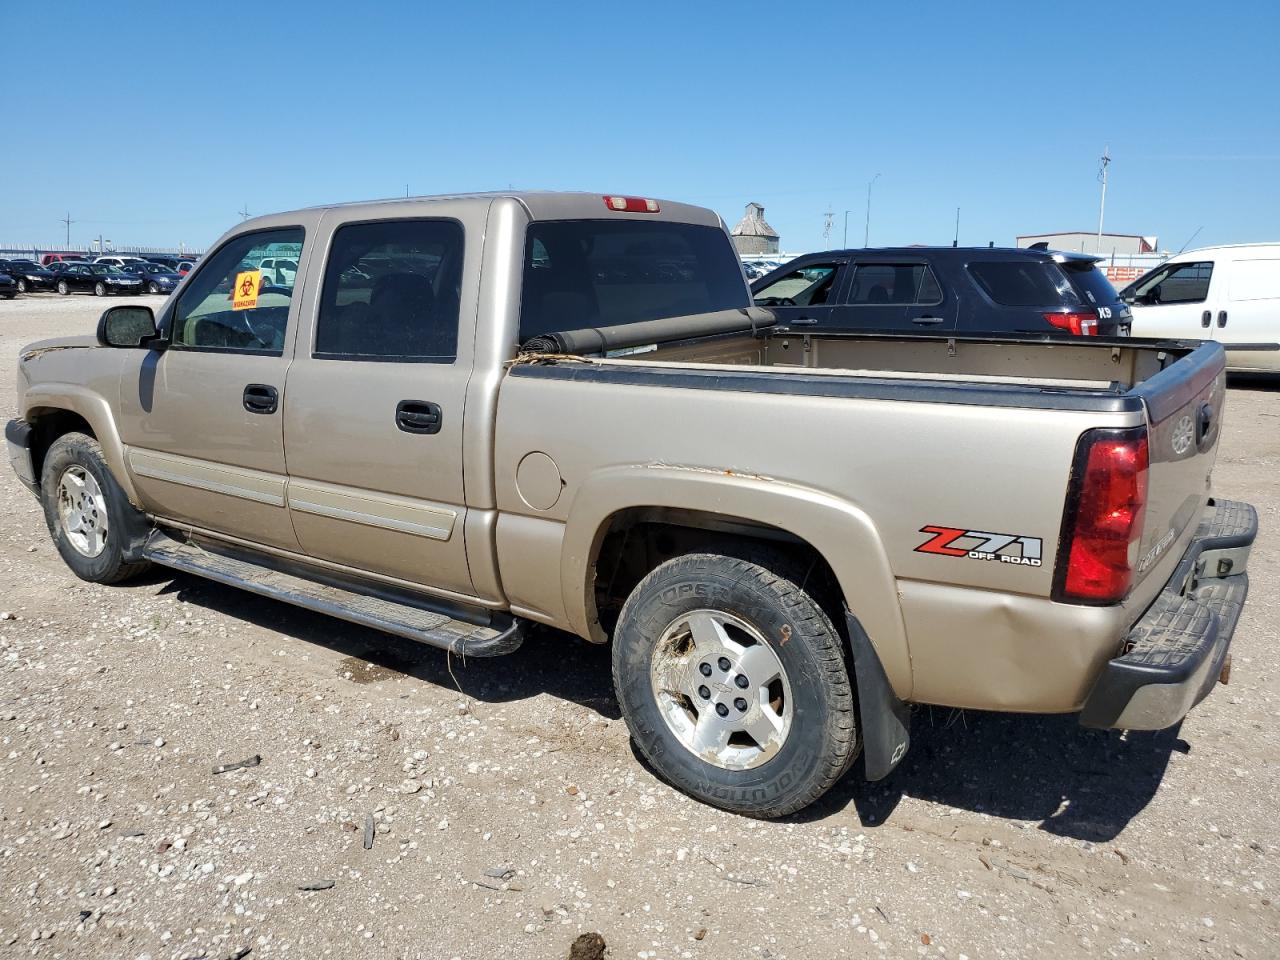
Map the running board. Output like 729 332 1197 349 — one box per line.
143 533 522 657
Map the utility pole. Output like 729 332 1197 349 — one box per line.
843 210 853 248
60 212 75 248
405 184 410 198
238 203 251 221
953 207 960 247
822 207 834 247
864 173 881 247
1096 146 1111 254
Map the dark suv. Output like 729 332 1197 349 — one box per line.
750 246 1129 337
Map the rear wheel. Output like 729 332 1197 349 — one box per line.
57 279 70 295
39 433 151 584
612 549 858 817
93 281 107 297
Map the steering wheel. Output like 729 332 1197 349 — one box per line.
237 309 273 349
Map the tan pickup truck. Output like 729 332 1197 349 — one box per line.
6 192 1257 817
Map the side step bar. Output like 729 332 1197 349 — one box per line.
143 533 522 657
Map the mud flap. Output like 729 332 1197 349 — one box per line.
845 610 911 780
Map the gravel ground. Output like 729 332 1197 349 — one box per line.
1 294 1277 960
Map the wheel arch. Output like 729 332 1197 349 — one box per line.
23 387 140 504
562 465 912 699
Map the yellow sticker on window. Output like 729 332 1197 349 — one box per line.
231 270 262 311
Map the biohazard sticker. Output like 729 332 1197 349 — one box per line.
231 270 262 311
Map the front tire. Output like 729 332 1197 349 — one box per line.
57 279 70 295
148 281 159 294
94 281 107 297
16 278 28 293
40 433 151 584
612 549 858 818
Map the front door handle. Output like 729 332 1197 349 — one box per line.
395 400 442 435
242 383 278 414
792 316 819 325
1201 310 1212 328
1217 310 1228 328
911 316 945 325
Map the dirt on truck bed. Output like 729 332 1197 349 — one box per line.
2 295 1278 959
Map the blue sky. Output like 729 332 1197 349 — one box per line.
2 0 1278 254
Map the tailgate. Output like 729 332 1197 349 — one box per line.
1129 342 1227 594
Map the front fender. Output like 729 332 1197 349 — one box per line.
23 383 139 505
561 464 913 699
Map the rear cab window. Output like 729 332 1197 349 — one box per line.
518 220 749 343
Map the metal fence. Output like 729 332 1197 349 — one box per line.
0 244 204 260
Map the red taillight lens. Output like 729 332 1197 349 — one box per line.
1044 311 1098 336
1055 427 1149 603
602 195 660 213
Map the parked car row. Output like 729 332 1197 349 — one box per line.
0 254 196 298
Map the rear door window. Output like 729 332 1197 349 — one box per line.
519 220 748 342
847 263 942 304
314 218 464 362
967 260 1079 307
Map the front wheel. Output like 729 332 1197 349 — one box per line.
94 281 107 297
57 279 70 295
16 278 28 293
40 432 151 584
612 549 858 818
147 281 159 294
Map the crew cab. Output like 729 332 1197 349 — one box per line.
7 192 1255 817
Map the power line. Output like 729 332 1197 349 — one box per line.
238 203 252 221
59 212 75 247
1096 146 1111 253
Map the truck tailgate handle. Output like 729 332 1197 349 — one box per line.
242 383 278 415
396 400 442 435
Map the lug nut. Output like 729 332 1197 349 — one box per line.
734 674 749 689
698 685 710 700
734 697 748 712
715 703 729 718
717 656 731 672
699 663 712 677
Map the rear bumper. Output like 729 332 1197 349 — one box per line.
5 418 39 497
1079 499 1256 730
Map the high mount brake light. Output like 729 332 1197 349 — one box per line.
1053 427 1149 604
602 196 660 213
1044 311 1099 336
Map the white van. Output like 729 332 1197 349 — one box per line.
1122 243 1280 373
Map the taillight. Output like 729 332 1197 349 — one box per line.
602 195 660 213
1053 427 1149 604
1044 311 1099 336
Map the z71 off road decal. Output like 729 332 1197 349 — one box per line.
915 525 1043 567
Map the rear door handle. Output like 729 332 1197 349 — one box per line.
911 316 945 325
395 400 442 435
1217 310 1228 328
1201 310 1212 328
242 383 278 414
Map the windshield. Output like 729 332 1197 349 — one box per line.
518 220 749 342
91 266 128 276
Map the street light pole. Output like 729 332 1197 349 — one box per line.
843 210 852 248
864 173 881 247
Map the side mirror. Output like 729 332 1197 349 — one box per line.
97 304 161 349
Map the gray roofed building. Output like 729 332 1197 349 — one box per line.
730 202 779 255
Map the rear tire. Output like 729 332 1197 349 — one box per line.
40 432 151 584
612 548 858 818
